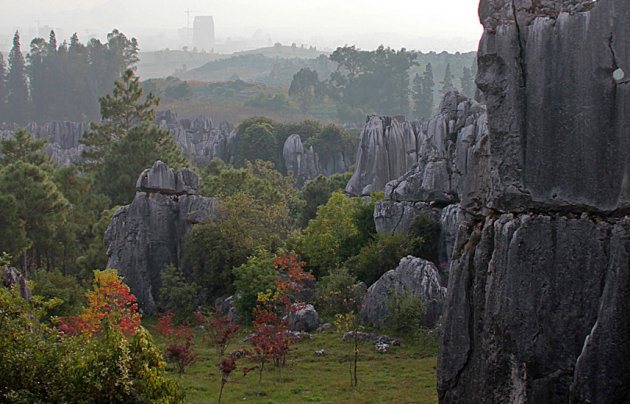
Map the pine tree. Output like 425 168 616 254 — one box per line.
7 31 29 123
412 63 434 119
461 66 475 98
0 52 7 119
80 69 159 166
440 63 455 97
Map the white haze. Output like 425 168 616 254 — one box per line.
0 0 482 53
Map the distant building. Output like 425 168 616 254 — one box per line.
193 16 214 52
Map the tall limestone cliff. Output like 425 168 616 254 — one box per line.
437 1 630 403
345 92 486 264
104 161 220 314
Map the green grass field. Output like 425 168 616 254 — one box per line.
152 324 438 404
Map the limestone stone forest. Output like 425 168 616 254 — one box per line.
0 0 629 403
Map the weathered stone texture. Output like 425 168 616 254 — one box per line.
438 1 630 403
360 256 446 328
105 162 219 314
438 214 630 403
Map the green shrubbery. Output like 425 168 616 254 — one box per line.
0 271 183 403
232 251 278 322
159 264 201 321
32 269 85 317
386 288 427 334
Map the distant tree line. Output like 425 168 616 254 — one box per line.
288 46 477 122
0 29 138 124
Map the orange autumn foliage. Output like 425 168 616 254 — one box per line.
59 269 141 337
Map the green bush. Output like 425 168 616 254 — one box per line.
346 232 413 286
32 269 86 318
386 288 426 335
159 264 201 321
0 286 183 403
315 267 363 318
408 214 440 263
232 250 278 322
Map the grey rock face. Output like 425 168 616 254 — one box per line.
1 266 31 301
105 162 220 314
214 295 241 324
360 256 446 328
470 0 630 215
282 134 354 188
346 116 418 196
288 304 320 332
373 200 440 235
347 94 487 199
438 1 630 403
438 214 630 403
136 161 201 195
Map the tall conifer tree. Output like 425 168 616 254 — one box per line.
7 31 28 123
0 52 7 119
440 63 455 96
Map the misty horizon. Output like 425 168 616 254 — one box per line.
0 0 482 54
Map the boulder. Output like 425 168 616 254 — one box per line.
288 303 320 332
360 256 446 328
214 295 241 324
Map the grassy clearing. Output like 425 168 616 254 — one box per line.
149 321 438 404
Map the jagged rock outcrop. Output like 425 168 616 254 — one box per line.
360 256 446 328
156 111 238 166
438 1 630 403
363 93 483 265
0 121 90 164
1 111 353 184
345 115 417 196
105 161 220 314
282 133 354 187
1 266 32 301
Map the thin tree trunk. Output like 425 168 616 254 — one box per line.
218 380 225 404
258 363 264 396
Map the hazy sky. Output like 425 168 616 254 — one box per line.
0 0 483 52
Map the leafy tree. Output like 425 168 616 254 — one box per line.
200 159 300 249
461 66 475 98
77 207 117 276
299 192 361 278
0 271 183 403
315 266 362 317
159 264 201 321
7 31 28 123
289 67 321 113
183 219 251 302
52 165 110 276
0 128 50 167
440 63 455 96
233 251 278 322
81 69 160 166
345 232 416 286
329 45 417 119
297 175 335 228
32 269 86 317
234 122 278 167
58 268 141 338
